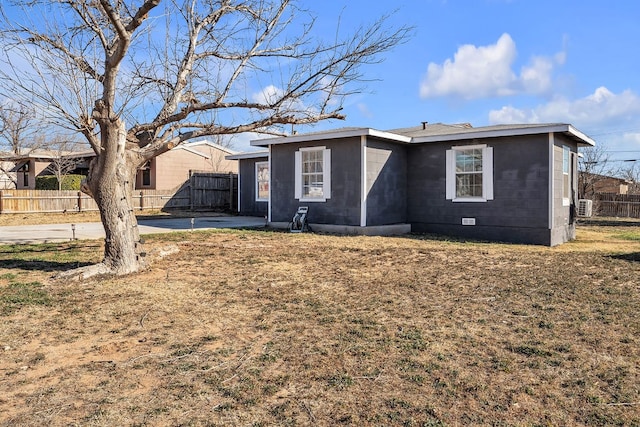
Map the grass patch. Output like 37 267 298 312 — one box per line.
613 230 640 241
0 281 51 315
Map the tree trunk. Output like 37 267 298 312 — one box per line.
84 119 143 276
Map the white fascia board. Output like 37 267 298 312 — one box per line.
180 140 238 154
250 128 411 147
411 124 595 146
567 125 595 147
175 145 211 159
225 151 270 160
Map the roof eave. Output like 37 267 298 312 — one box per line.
250 128 411 147
411 124 596 147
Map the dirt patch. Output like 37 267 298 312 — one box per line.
0 225 639 425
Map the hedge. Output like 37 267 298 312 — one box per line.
35 175 85 191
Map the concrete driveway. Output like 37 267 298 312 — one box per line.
0 216 267 245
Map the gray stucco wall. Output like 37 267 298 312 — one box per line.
407 134 554 245
365 139 407 226
238 157 268 217
270 137 362 225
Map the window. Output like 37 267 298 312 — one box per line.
140 161 151 187
19 162 29 187
563 146 570 204
446 145 493 202
294 147 331 201
255 161 269 201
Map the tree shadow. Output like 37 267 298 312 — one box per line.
0 243 98 272
578 218 640 227
608 252 640 263
0 259 94 272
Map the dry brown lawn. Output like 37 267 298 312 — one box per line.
0 219 639 426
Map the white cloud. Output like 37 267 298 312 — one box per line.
519 56 554 94
251 84 284 105
419 33 564 100
488 87 640 128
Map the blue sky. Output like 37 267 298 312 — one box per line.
260 0 640 163
2 1 639 164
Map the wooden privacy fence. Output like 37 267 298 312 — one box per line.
0 172 237 214
591 193 640 218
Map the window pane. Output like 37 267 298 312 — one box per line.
257 163 269 200
301 149 324 198
456 173 483 198
454 148 484 198
563 147 570 173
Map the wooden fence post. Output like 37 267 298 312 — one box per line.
77 191 82 212
189 171 194 211
140 191 144 211
0 190 3 214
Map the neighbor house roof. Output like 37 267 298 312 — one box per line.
0 149 95 161
174 140 238 158
225 150 269 160
249 122 596 148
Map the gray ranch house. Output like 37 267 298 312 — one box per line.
227 122 595 246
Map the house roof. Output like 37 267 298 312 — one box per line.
0 140 238 162
0 149 95 161
171 140 238 160
249 122 596 148
225 150 269 160
392 123 595 146
250 127 411 147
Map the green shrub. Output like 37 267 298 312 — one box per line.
35 174 84 190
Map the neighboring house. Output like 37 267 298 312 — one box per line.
228 122 595 246
578 172 631 197
1 153 17 189
135 140 238 190
0 149 94 189
0 140 238 191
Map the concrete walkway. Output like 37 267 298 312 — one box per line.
0 216 267 245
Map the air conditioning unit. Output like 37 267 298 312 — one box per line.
577 199 593 217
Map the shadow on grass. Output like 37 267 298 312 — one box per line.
578 218 640 227
0 259 94 272
608 252 640 263
0 243 99 272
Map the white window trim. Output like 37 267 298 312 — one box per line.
255 161 269 202
446 144 494 203
562 145 571 206
294 146 331 202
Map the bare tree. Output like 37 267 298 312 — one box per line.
620 162 640 194
0 104 44 187
578 144 619 199
0 1 410 276
44 138 85 191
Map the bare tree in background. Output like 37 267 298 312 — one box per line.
0 105 44 187
578 144 619 199
0 0 410 277
620 162 640 194
44 138 85 191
